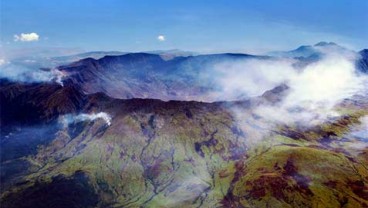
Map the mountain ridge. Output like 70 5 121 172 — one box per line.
1 78 367 207
1 42 368 207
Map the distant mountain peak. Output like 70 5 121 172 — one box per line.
268 41 346 58
360 49 368 55
314 41 338 47
357 49 368 73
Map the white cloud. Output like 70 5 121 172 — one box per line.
0 63 66 85
60 112 112 127
14 33 40 42
157 35 165 42
211 58 295 99
0 59 6 66
211 48 368 126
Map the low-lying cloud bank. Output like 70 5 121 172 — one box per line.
60 112 112 127
0 62 65 85
212 47 368 126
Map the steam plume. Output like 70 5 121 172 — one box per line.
60 112 112 127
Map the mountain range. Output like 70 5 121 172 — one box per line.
1 43 368 208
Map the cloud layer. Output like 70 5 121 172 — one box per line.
0 63 65 85
211 47 368 126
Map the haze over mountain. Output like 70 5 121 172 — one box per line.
3 42 366 101
1 42 368 207
1 0 367 206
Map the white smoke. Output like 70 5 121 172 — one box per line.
60 112 112 127
52 69 66 86
0 62 66 86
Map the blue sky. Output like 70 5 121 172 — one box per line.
1 0 367 54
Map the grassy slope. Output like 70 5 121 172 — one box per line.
1 97 368 208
